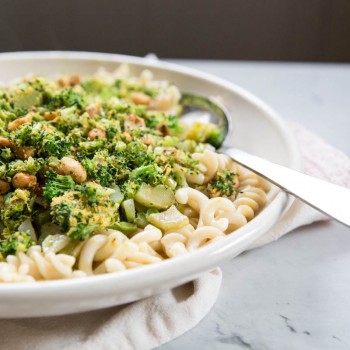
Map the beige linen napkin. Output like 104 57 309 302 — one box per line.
0 122 349 350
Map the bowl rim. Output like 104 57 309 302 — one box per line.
0 51 302 294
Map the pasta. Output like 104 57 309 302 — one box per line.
0 66 269 282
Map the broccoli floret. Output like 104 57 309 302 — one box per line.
81 79 124 102
1 189 35 230
167 115 183 135
144 113 182 136
185 122 223 148
50 184 119 240
76 139 106 159
43 170 76 202
10 123 71 158
120 164 164 198
47 89 86 109
129 164 163 186
80 182 115 205
122 141 155 167
81 150 123 186
0 164 7 181
6 157 44 177
0 148 14 163
41 135 71 158
0 230 35 258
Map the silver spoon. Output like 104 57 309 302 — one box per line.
180 93 350 227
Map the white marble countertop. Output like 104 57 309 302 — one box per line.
158 60 350 350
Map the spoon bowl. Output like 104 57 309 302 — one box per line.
180 93 232 146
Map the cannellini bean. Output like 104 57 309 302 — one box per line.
44 111 58 121
142 134 155 146
12 172 37 188
69 75 81 86
16 147 35 160
57 157 87 183
0 180 10 194
86 103 101 118
88 128 106 141
7 114 33 131
57 77 70 88
131 92 151 105
0 137 12 148
124 114 146 131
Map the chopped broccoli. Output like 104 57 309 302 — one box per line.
47 89 86 109
50 185 119 240
144 113 182 136
123 141 155 167
10 123 71 158
1 189 35 231
207 170 238 198
43 170 76 202
76 139 106 159
6 157 44 177
0 148 13 163
80 182 115 205
0 230 35 258
130 164 163 186
81 150 124 186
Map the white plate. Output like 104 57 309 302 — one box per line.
0 51 302 318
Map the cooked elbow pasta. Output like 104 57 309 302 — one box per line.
0 68 270 283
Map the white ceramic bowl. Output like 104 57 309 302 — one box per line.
0 51 302 318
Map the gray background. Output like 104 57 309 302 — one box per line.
0 0 350 62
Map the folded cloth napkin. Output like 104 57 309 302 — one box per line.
1 122 349 350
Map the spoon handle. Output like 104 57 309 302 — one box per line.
220 147 350 227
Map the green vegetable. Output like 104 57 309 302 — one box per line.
13 88 43 109
135 212 148 228
50 187 119 240
111 221 138 235
207 170 238 198
58 239 84 258
6 157 44 176
39 222 61 243
121 199 136 223
0 231 34 258
130 164 163 186
1 189 35 231
43 171 76 202
110 185 124 204
33 210 51 228
134 183 175 210
42 234 70 253
147 205 189 231
47 89 86 109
